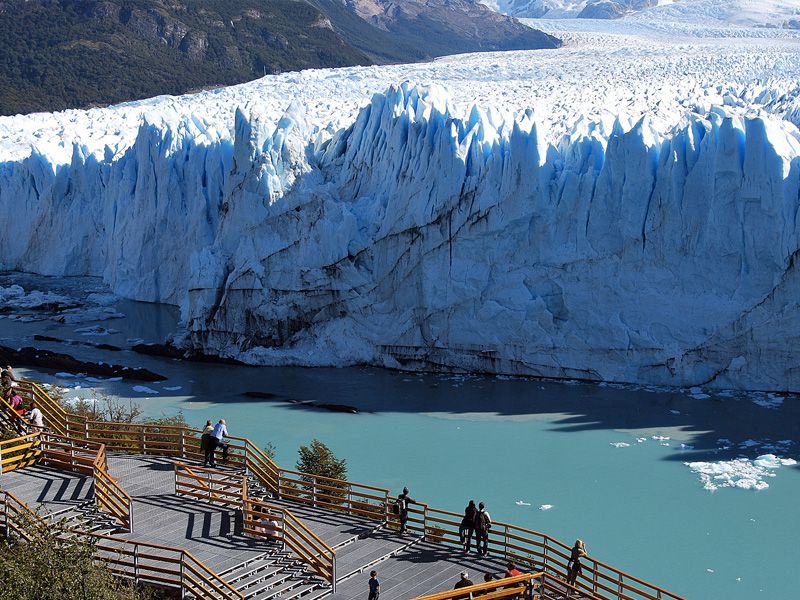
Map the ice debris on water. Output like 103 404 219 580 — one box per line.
685 454 798 491
132 385 159 395
610 442 630 448
539 505 553 511
515 500 531 506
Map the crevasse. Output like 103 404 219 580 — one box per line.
1 83 799 391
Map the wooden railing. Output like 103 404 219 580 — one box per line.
0 490 40 542
175 462 245 509
93 443 133 531
5 379 683 600
413 573 542 600
0 490 241 599
273 467 391 522
0 432 42 474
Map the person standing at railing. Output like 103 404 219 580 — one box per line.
395 486 414 534
201 419 214 466
566 539 587 588
0 370 13 401
367 570 380 600
460 499 478 551
208 419 229 467
475 502 492 556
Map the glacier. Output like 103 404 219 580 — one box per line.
2 23 800 392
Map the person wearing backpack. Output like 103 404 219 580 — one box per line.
474 501 492 556
394 487 414 534
460 500 478 551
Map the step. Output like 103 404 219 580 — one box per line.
247 577 309 600
236 570 294 596
227 564 283 587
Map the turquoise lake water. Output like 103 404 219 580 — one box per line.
1 275 798 599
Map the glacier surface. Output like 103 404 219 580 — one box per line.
1 20 800 391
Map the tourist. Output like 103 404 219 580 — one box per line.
505 562 521 577
9 392 24 415
0 370 12 401
209 418 228 467
460 499 478 551
475 501 492 556
453 571 474 590
200 419 214 466
4 365 17 384
25 401 44 431
253 506 280 540
367 570 380 600
566 539 587 587
395 486 414 534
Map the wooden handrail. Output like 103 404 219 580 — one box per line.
4 379 684 600
413 573 541 600
0 491 241 599
0 432 42 473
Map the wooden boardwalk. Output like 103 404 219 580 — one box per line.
0 454 516 600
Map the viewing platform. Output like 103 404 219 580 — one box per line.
0 379 685 600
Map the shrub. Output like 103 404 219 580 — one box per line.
296 439 347 481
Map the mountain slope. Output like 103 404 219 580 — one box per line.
0 0 371 116
316 0 560 60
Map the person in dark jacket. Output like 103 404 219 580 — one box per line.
566 539 587 587
396 487 414 534
474 502 492 556
367 570 380 600
460 500 478 551
200 420 214 466
453 572 474 590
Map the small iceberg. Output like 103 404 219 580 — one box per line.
515 500 531 506
132 385 159 394
610 442 630 448
539 504 553 511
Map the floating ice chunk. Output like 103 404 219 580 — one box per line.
751 394 784 409
610 442 630 448
163 386 183 391
107 377 123 382
55 372 77 378
132 385 159 394
707 569 714 573
636 437 647 443
652 435 670 441
515 500 531 506
680 443 695 450
85 377 105 383
685 453 796 491
670 410 681 415
539 504 553 511
127 338 145 344
74 325 118 336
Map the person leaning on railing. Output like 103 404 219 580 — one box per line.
566 539 587 588
200 420 214 466
208 419 229 467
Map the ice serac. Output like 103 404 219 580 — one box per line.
1 83 800 392
178 83 800 392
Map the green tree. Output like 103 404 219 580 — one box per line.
296 439 347 481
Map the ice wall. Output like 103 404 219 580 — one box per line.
2 83 799 391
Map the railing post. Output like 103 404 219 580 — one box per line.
281 513 287 552
592 560 599 594
140 428 146 454
619 571 624 597
179 429 185 458
332 554 337 593
312 476 317 507
180 551 186 599
133 544 139 584
422 504 428 541
347 486 352 516
384 491 390 525
277 471 283 499
504 524 509 560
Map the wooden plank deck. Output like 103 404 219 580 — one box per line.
1 454 540 600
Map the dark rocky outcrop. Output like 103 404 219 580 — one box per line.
0 345 166 381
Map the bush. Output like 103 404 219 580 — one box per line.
0 514 146 600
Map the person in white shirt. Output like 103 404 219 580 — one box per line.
26 401 44 430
